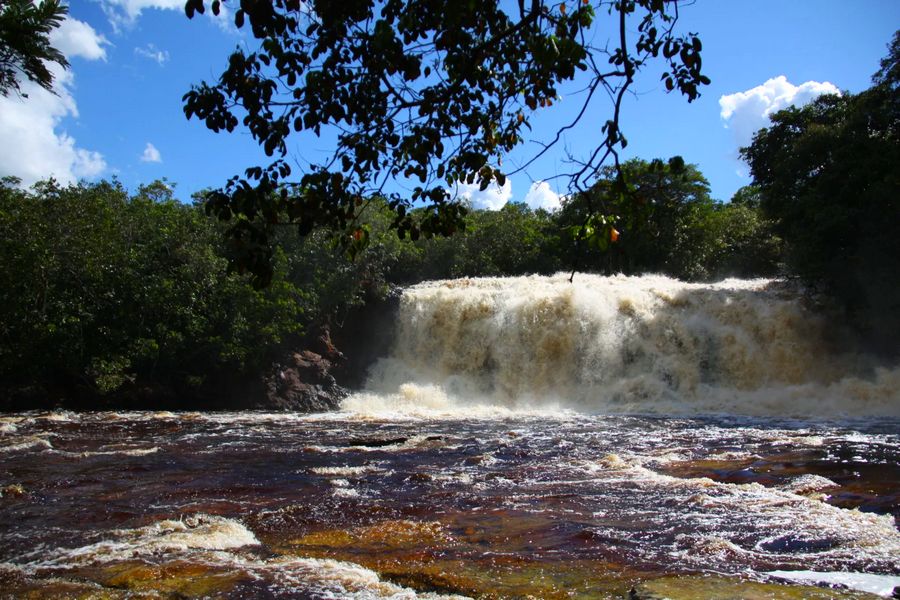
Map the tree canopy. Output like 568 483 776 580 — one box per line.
0 0 69 97
558 158 780 280
183 0 709 285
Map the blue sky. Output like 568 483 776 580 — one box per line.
1 0 897 209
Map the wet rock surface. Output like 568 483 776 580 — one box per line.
262 348 347 413
331 285 402 389
629 575 882 599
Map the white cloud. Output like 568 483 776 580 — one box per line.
50 16 109 61
719 76 841 150
140 142 162 163
451 177 512 211
523 181 561 212
98 0 183 29
98 0 232 31
0 64 106 187
135 43 169 65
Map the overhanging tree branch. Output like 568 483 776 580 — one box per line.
183 0 708 287
0 0 70 98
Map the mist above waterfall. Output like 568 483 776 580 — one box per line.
347 274 900 417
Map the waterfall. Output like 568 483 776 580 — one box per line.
345 274 899 417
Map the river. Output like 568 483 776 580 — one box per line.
1 275 898 598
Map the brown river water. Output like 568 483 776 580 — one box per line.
1 275 899 598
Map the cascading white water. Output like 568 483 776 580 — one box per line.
347 274 900 417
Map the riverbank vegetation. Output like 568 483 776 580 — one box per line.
0 178 308 406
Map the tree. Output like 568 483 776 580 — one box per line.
729 184 761 209
873 30 900 89
410 202 561 278
558 157 705 278
0 0 69 97
0 179 309 402
741 32 900 354
183 0 709 285
555 158 782 280
701 195 781 279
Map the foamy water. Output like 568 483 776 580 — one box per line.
11 512 469 599
356 274 900 418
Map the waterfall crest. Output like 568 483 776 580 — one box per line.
346 274 899 417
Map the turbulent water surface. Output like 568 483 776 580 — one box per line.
1 275 899 598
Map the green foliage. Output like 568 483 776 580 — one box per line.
699 198 783 279
269 199 414 323
422 202 561 278
340 169 777 284
741 32 900 352
0 179 307 398
556 158 780 280
182 0 708 285
0 0 69 97
729 184 762 208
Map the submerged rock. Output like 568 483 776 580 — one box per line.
98 560 251 597
630 574 882 599
345 436 409 448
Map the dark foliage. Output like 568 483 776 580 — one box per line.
0 179 307 403
558 159 781 280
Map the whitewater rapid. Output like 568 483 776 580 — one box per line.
346 274 899 418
